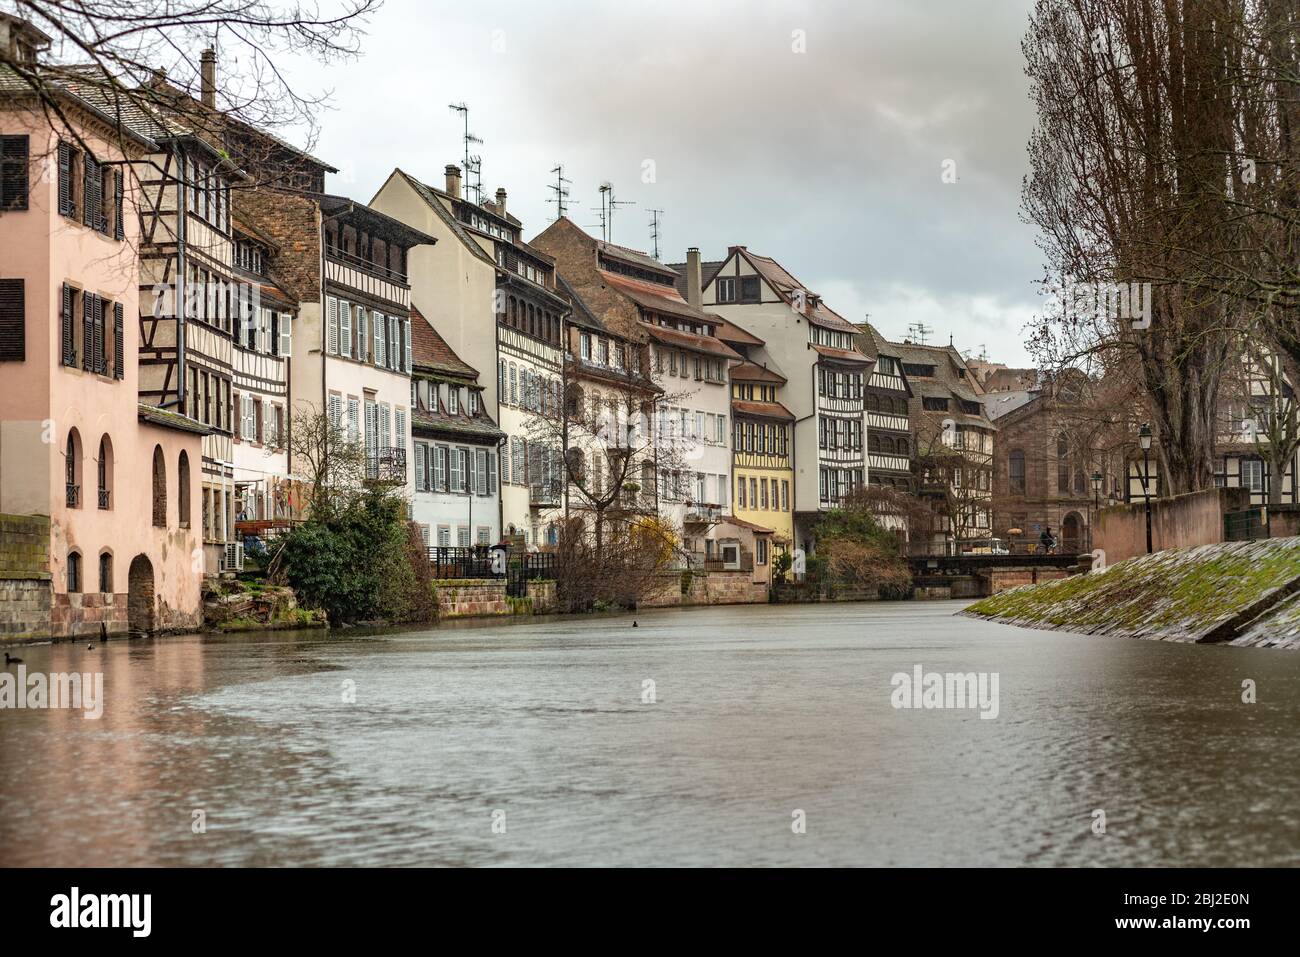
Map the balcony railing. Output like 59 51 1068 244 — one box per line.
530 481 562 506
66 483 79 507
684 504 723 524
325 245 408 284
365 447 407 484
98 488 110 509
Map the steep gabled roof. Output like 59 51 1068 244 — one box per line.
411 306 477 381
731 361 786 384
597 239 678 279
722 247 861 334
382 168 498 268
667 258 726 301
642 321 742 360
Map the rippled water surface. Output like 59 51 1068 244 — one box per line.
2 601 1298 866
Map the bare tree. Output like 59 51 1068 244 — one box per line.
286 402 366 521
2 0 380 162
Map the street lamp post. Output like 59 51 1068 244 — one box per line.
1090 469 1103 551
1138 423 1154 554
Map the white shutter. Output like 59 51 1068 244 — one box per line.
339 301 352 358
374 312 385 367
434 445 446 490
414 443 426 491
395 408 407 454
280 313 292 358
380 403 391 450
449 447 462 491
404 318 412 373
487 451 497 494
356 307 367 362
328 394 343 429
347 397 360 444
326 297 338 354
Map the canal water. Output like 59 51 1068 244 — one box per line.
2 601 1298 867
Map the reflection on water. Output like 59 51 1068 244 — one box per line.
2 602 1298 867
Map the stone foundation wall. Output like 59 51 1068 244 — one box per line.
52 592 130 639
985 567 1070 595
435 579 510 618
0 576 52 641
526 580 556 614
1 514 52 641
642 570 770 607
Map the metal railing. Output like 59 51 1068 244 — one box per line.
530 481 562 506
365 447 407 484
66 483 79 507
97 487 110 509
428 545 495 579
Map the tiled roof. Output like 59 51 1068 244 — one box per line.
410 306 478 380
722 515 775 535
599 270 712 323
730 361 786 384
412 407 504 443
642 322 742 360
711 316 764 347
813 343 871 365
734 248 861 334
312 193 437 248
731 399 795 421
597 240 678 278
138 403 211 435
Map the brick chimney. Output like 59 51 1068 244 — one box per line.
445 165 462 199
200 47 217 109
685 247 703 311
495 187 507 215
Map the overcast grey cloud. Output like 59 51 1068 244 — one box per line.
273 0 1041 364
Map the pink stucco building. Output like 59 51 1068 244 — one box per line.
0 15 206 639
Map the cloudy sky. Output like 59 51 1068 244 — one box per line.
277 0 1041 364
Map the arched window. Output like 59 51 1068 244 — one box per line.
97 434 113 509
897 437 909 456
1057 434 1070 493
178 450 191 527
67 550 82 593
1010 449 1026 494
98 551 113 594
152 445 167 527
1074 469 1086 495
65 429 82 508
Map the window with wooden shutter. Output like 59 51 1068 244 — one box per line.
414 443 426 491
113 169 124 240
81 291 95 371
0 136 29 211
486 450 497 495
60 283 74 366
280 312 292 359
373 311 384 366
83 153 103 231
326 296 338 354
355 307 367 362
404 318 412 374
434 445 446 490
57 142 72 217
339 301 351 357
113 302 123 378
0 278 23 361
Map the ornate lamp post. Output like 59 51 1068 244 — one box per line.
1138 423 1154 554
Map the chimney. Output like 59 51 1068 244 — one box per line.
445 165 462 199
495 187 507 215
200 48 217 109
686 247 702 311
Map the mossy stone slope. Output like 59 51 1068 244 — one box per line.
963 538 1300 645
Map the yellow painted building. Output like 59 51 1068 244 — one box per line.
730 363 795 552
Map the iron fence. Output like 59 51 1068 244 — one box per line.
1225 507 1269 542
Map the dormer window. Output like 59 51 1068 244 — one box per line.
449 388 459 415
716 277 736 303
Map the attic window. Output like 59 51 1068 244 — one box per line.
739 276 760 302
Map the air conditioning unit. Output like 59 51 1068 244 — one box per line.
223 541 245 572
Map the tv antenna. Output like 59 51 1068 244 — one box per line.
447 103 483 203
647 209 664 260
907 321 933 345
594 182 635 244
547 164 573 220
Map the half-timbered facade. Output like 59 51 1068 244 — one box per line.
678 245 870 553
230 221 297 538
370 166 569 546
410 307 504 547
535 222 741 563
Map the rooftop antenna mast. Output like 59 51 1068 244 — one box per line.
547 163 573 220
590 182 611 241
603 182 635 245
647 209 664 259
907 321 933 345
447 102 483 203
